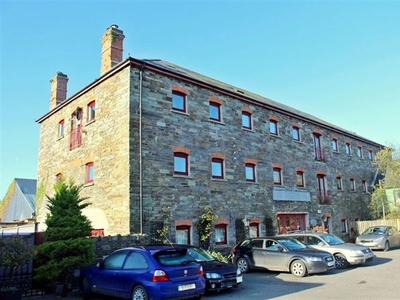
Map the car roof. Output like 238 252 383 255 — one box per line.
283 232 329 236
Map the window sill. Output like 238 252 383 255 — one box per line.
211 178 227 182
86 119 95 126
84 182 94 188
269 133 280 138
209 119 225 125
242 127 253 132
171 109 189 116
57 135 64 141
173 174 192 178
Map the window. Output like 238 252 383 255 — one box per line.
357 146 363 158
368 150 373 161
313 133 324 161
87 101 96 122
336 175 342 190
245 163 256 182
269 120 278 135
172 91 186 112
249 223 259 238
345 142 351 155
212 158 224 179
209 100 222 122
174 152 189 176
332 138 338 152
70 108 83 150
58 120 65 137
341 219 348 233
296 170 305 188
317 173 329 204
292 126 300 141
85 162 94 184
362 180 368 193
242 111 252 130
176 225 191 244
215 224 227 245
350 178 356 191
123 252 149 270
273 167 282 185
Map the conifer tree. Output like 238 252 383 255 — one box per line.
34 179 94 297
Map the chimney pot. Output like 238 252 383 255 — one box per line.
50 72 68 109
101 25 125 75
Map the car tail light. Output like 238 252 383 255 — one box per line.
198 266 204 276
152 270 169 282
232 247 237 253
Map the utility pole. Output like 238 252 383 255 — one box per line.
379 179 386 220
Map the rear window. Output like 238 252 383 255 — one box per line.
153 249 196 266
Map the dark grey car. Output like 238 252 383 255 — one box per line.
231 236 335 277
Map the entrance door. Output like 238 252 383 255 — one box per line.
277 214 306 234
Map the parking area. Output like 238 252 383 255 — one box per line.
29 249 400 300
205 248 400 300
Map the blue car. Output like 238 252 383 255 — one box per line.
81 246 205 299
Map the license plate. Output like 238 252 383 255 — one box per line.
178 283 196 291
237 276 243 283
328 261 335 267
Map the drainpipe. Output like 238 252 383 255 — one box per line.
139 68 143 234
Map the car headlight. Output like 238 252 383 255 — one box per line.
351 250 364 255
307 257 323 262
205 272 222 279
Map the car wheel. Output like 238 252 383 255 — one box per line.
290 260 307 277
82 277 92 300
334 254 348 269
131 285 148 300
236 257 250 273
384 241 390 251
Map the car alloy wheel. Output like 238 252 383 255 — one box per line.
334 254 348 269
290 259 306 277
132 285 148 300
236 257 250 273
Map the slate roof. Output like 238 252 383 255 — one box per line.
1 178 36 221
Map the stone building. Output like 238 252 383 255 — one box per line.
36 25 383 247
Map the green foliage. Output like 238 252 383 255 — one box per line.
34 179 94 296
196 207 218 242
0 235 34 281
206 249 232 263
369 184 388 220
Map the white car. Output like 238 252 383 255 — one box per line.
281 232 374 269
356 226 400 251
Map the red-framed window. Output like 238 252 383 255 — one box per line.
368 150 373 160
212 158 224 179
273 167 282 185
357 146 363 158
350 178 356 191
85 162 94 184
58 119 65 138
91 229 104 237
245 163 256 182
249 222 260 238
296 170 304 187
345 143 351 155
174 152 189 176
172 91 186 112
215 224 227 245
242 111 252 130
292 126 300 141
336 176 342 190
277 214 306 234
70 108 83 150
209 101 221 122
176 225 191 244
362 180 368 193
332 138 338 152
269 120 278 135
313 133 324 161
87 101 96 122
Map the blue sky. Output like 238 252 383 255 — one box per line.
1 0 399 199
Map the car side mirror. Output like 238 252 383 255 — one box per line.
96 261 104 269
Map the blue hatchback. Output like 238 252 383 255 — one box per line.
81 246 205 299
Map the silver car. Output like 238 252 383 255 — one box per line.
355 226 400 251
281 232 374 269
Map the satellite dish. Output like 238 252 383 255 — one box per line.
310 219 317 226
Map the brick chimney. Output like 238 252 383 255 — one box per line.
50 72 68 109
101 25 125 75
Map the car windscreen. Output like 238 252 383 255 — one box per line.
153 249 197 266
187 247 215 262
279 238 307 250
362 227 387 235
320 234 345 245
